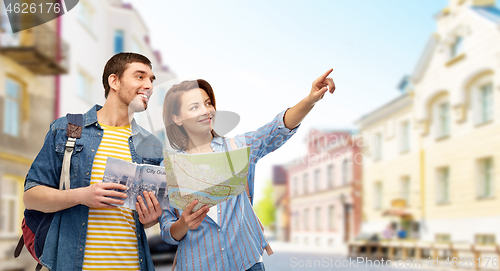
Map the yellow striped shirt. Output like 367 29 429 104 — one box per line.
83 123 140 271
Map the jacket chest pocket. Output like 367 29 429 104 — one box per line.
55 141 85 181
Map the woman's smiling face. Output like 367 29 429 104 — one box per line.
173 88 215 136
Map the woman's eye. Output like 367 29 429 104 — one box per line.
190 106 197 110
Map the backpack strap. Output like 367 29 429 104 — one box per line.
13 235 24 257
59 114 83 190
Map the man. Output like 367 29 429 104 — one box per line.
23 52 163 271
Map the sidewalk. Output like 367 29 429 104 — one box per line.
267 240 348 256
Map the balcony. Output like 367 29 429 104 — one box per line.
0 14 68 75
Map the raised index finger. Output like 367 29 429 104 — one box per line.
314 68 333 85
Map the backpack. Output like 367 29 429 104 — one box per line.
14 114 83 271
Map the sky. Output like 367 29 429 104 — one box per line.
124 0 496 203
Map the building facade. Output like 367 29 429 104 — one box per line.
356 0 500 257
0 3 68 270
58 0 175 137
0 1 174 269
276 129 362 253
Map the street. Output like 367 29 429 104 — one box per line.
155 251 430 270
154 241 430 271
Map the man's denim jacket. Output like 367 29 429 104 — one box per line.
24 105 163 271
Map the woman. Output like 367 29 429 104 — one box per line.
141 69 335 271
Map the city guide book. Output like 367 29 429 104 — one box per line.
102 157 169 210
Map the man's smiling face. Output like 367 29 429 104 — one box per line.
116 62 156 112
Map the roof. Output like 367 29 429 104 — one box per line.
355 93 412 128
272 165 287 185
471 6 500 23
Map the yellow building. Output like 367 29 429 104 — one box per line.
0 6 68 270
355 0 499 259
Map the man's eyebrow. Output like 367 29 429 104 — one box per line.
134 70 156 81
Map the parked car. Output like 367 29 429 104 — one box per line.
148 234 178 263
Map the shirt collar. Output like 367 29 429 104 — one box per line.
83 104 101 127
178 136 224 154
212 136 224 146
83 104 140 135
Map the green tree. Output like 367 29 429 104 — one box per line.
254 180 276 227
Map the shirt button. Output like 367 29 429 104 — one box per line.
140 259 143 262
79 248 82 251
218 211 221 213
221 248 225 251
82 223 85 226
91 149 95 152
218 229 221 232
97 133 101 136
138 234 141 238
86 172 89 175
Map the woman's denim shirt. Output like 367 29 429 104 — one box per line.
24 105 163 271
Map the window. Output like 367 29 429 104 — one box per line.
327 165 334 189
477 158 494 198
435 102 450 138
0 178 19 237
293 177 298 196
315 207 321 231
475 83 493 125
328 205 335 230
314 169 321 192
114 30 124 54
400 176 410 206
436 167 450 204
400 121 410 152
373 133 382 160
450 36 463 58
475 234 496 246
294 212 300 230
304 208 309 231
374 182 382 209
303 173 308 195
131 38 142 54
78 0 94 33
4 79 21 137
342 159 350 185
77 70 92 103
328 238 334 246
436 234 451 243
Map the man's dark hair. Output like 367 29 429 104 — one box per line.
102 52 152 98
